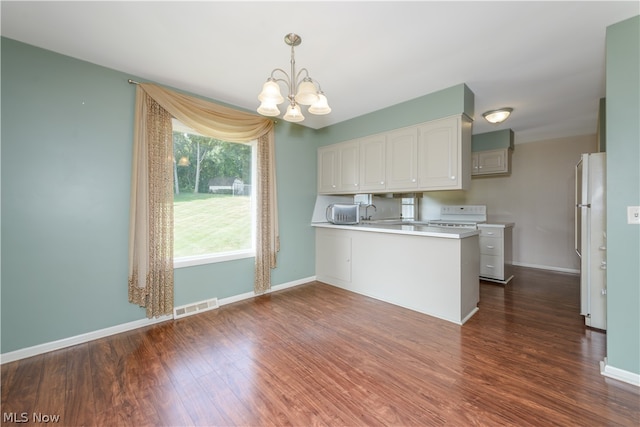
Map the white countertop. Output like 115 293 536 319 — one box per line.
479 222 515 228
311 222 480 239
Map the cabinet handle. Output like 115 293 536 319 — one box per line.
411 178 416 183
450 176 456 180
485 264 495 269
486 245 495 249
380 181 385 185
486 232 495 235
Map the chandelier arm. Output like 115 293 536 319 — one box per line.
269 68 292 89
313 80 324 93
295 68 311 85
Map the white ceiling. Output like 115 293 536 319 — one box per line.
2 1 638 144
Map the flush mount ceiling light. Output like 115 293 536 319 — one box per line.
482 108 513 124
257 33 331 123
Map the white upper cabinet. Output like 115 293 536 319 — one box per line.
385 127 419 190
318 114 472 194
318 145 339 193
471 129 514 177
318 141 359 194
359 134 387 192
472 148 511 176
418 115 471 190
338 141 360 192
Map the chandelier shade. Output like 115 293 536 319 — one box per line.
257 33 331 123
308 93 331 115
283 104 305 122
258 79 284 104
257 101 281 117
295 79 319 105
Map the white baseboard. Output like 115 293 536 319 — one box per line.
0 315 173 364
512 261 579 275
0 276 315 364
600 357 640 387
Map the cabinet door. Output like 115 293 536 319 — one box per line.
318 146 338 193
472 153 479 175
417 116 460 189
338 142 360 192
316 231 352 283
386 128 418 190
477 149 508 175
359 135 386 191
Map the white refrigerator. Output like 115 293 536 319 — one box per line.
575 152 607 330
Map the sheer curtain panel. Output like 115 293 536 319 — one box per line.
128 87 175 317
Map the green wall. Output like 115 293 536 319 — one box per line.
1 38 318 353
472 129 514 152
314 83 474 146
605 16 640 376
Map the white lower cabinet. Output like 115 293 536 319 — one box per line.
315 227 480 325
478 224 514 284
316 230 352 283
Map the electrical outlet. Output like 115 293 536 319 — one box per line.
628 206 640 224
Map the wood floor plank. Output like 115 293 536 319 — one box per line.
63 344 96 426
170 377 231 426
1 266 639 426
32 349 67 422
1 354 44 419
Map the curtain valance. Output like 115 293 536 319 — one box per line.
139 83 273 142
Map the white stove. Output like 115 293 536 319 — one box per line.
428 205 487 229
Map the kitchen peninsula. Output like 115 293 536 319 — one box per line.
313 222 480 325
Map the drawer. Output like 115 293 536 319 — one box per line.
479 237 503 256
480 255 504 279
479 227 503 238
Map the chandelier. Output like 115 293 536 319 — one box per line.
257 33 331 123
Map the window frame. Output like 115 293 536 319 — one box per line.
172 123 257 269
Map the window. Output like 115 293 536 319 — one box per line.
172 119 256 268
401 196 416 220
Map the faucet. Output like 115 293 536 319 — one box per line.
363 204 377 220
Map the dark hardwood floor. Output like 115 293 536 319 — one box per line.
2 266 639 426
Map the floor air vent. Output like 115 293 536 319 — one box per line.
174 298 219 319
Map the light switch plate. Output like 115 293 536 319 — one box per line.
628 206 640 224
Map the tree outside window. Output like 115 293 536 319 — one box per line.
172 120 256 265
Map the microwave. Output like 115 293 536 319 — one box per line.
326 203 360 225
